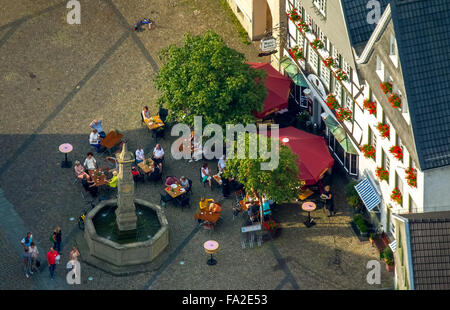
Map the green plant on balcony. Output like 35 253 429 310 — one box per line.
322 56 337 68
376 122 390 138
361 144 376 160
287 7 301 22
288 46 304 61
391 187 402 205
297 21 310 33
326 94 339 110
334 69 348 81
389 145 403 161
363 99 377 114
388 93 402 109
376 166 389 182
336 107 352 122
405 167 417 188
380 82 393 94
310 39 324 50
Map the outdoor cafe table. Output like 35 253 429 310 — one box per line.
302 201 316 228
194 209 221 224
88 169 109 187
137 158 155 174
144 115 165 131
164 183 187 199
212 173 222 186
100 130 123 152
59 143 73 168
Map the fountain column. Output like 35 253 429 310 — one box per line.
115 142 137 232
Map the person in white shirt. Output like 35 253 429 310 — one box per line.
89 129 102 152
152 144 164 164
201 163 212 189
218 155 226 173
135 147 145 163
83 152 97 171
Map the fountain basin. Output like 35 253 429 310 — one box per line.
84 198 169 266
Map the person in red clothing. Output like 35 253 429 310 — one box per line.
46 247 59 279
131 166 144 183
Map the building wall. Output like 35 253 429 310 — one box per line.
423 165 450 212
227 0 254 38
392 217 412 290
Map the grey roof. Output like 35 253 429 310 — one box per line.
341 0 389 52
404 212 450 290
390 0 450 170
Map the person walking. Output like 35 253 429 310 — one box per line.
52 227 62 253
21 232 33 249
23 247 32 278
46 247 58 279
69 246 80 262
29 242 40 272
323 185 335 217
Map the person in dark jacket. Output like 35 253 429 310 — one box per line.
323 185 335 217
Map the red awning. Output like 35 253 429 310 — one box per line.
266 127 334 185
247 62 291 119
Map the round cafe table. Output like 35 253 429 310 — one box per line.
203 240 219 266
302 201 316 228
59 143 73 168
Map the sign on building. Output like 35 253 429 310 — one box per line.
260 38 277 52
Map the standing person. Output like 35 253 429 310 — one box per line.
21 232 33 249
89 119 106 138
23 247 32 278
201 163 212 189
29 242 40 272
89 129 102 152
69 246 80 262
135 146 145 164
323 185 335 217
52 227 62 254
46 247 58 279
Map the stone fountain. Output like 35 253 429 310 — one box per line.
82 143 169 273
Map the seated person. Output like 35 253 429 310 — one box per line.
188 140 202 162
131 166 144 183
217 155 226 173
165 176 179 186
249 204 260 223
262 196 272 220
81 174 97 197
89 119 106 138
199 197 214 211
147 162 162 181
179 176 190 192
201 163 212 188
83 152 97 171
142 106 151 121
208 201 222 213
152 144 165 164
74 160 89 179
89 129 102 153
135 146 145 164
107 171 118 188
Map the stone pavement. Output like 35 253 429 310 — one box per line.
0 0 394 290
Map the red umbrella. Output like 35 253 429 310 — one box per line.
247 62 291 119
266 127 334 185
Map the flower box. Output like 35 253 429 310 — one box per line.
326 94 339 110
388 93 402 109
334 69 348 81
391 187 402 205
376 166 389 182
288 46 304 61
405 167 417 188
363 99 377 114
287 8 301 22
361 144 376 160
389 145 403 161
336 108 352 121
322 57 337 68
380 82 393 94
376 122 390 138
297 21 310 33
310 39 324 50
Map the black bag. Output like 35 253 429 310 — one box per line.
35 260 41 268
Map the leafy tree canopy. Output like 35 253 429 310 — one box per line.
155 30 267 128
223 133 302 203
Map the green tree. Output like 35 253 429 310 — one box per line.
154 31 267 127
223 133 302 204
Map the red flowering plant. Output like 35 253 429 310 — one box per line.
380 82 393 94
326 94 339 110
288 46 304 61
405 167 417 188
363 99 377 114
297 21 310 33
336 108 352 122
361 144 376 160
334 69 349 81
287 8 301 22
391 187 402 205
388 93 402 109
376 166 389 182
310 39 324 50
389 146 403 160
376 122 390 138
263 219 277 231
323 57 337 68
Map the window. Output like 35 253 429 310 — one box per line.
313 0 327 17
345 153 358 176
382 150 390 183
343 60 351 79
320 59 331 90
376 56 385 81
308 48 319 74
395 171 404 202
333 79 342 104
319 30 328 51
332 47 341 67
390 33 398 67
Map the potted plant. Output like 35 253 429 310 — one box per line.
334 69 348 81
145 160 150 166
376 122 390 138
288 46 305 61
310 39 324 50
336 107 352 122
353 214 368 237
376 166 389 182
297 21 310 33
363 99 377 114
326 94 339 110
296 111 310 129
287 8 301 22
345 181 363 213
322 57 337 68
391 187 402 205
360 144 376 160
389 146 403 160
388 93 402 109
405 167 417 188
383 247 395 272
263 219 281 240
380 82 393 94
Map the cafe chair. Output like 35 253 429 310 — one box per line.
158 107 168 123
175 192 191 211
160 192 174 207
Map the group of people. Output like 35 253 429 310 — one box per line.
131 144 165 183
21 229 80 280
